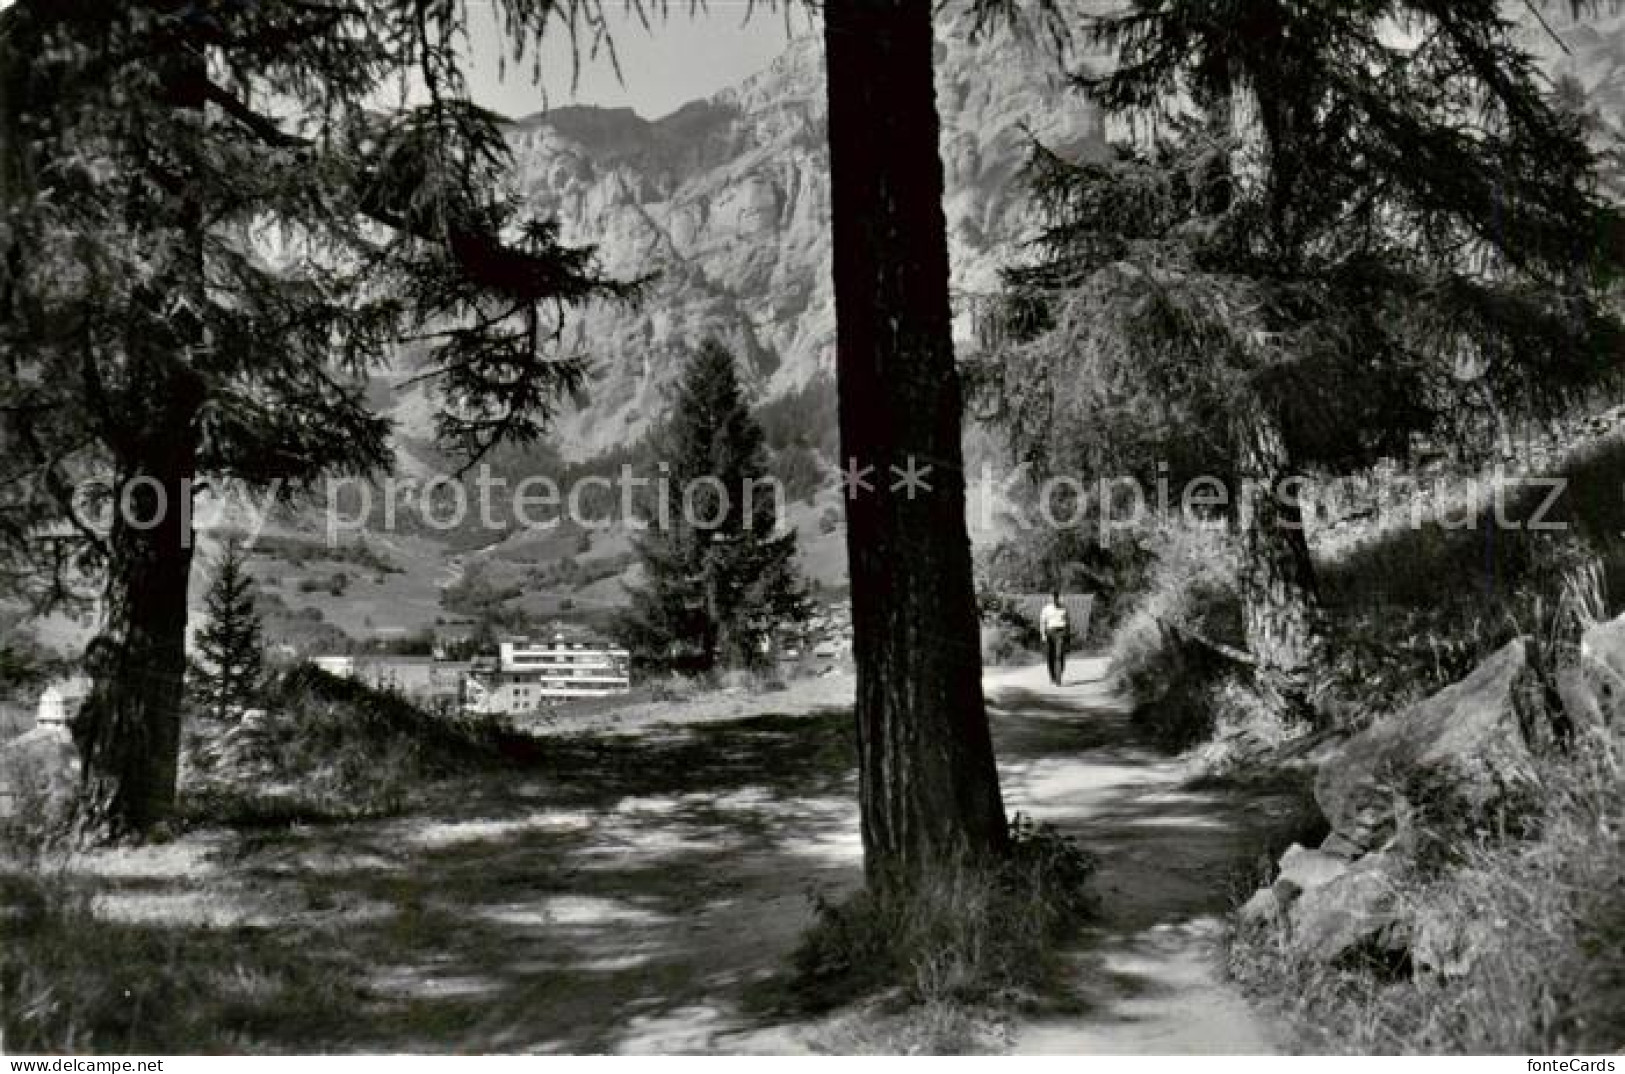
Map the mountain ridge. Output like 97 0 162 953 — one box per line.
184 7 1625 654
390 5 1625 467
385 23 1106 462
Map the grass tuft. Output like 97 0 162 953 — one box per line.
1229 727 1625 1054
0 869 364 1054
785 815 1095 1034
178 663 535 827
1107 523 1246 750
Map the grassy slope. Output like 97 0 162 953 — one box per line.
1216 436 1625 1053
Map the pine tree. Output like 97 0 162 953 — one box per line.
981 0 1625 718
623 339 807 673
193 540 263 722
0 2 636 838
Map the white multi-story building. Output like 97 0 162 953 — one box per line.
464 636 631 714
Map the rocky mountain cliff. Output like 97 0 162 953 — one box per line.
1534 5 1625 124
389 19 1108 462
381 6 1625 467
149 7 1625 655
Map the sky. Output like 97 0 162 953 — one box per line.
464 2 815 121
0 1 811 123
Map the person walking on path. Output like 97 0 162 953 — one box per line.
1040 592 1070 687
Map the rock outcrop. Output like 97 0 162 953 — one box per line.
1287 853 1409 966
1239 886 1280 928
1271 842 1350 903
1411 902 1502 978
1239 636 1576 973
1314 638 1542 855
1254 842 1407 966
386 17 1114 462
1577 612 1625 729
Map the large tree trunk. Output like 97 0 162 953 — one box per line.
75 419 201 841
823 0 1009 890
1233 407 1324 721
76 30 209 838
73 40 213 841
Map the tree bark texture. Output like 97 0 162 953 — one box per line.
74 41 209 841
823 0 1010 889
75 415 201 840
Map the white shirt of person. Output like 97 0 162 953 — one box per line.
1040 600 1069 635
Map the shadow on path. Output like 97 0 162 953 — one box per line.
208 711 867 1054
29 659 1316 1054
986 659 1320 1053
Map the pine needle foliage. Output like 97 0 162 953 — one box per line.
979 0 1625 490
0 0 649 836
192 539 264 722
622 339 808 673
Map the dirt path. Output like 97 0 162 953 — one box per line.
985 658 1304 1054
41 659 1309 1054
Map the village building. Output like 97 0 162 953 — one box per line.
463 636 632 715
312 655 470 708
312 637 629 715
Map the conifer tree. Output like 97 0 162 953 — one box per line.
624 339 807 673
193 540 263 722
822 0 1013 888
982 0 1625 717
0 1 637 838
